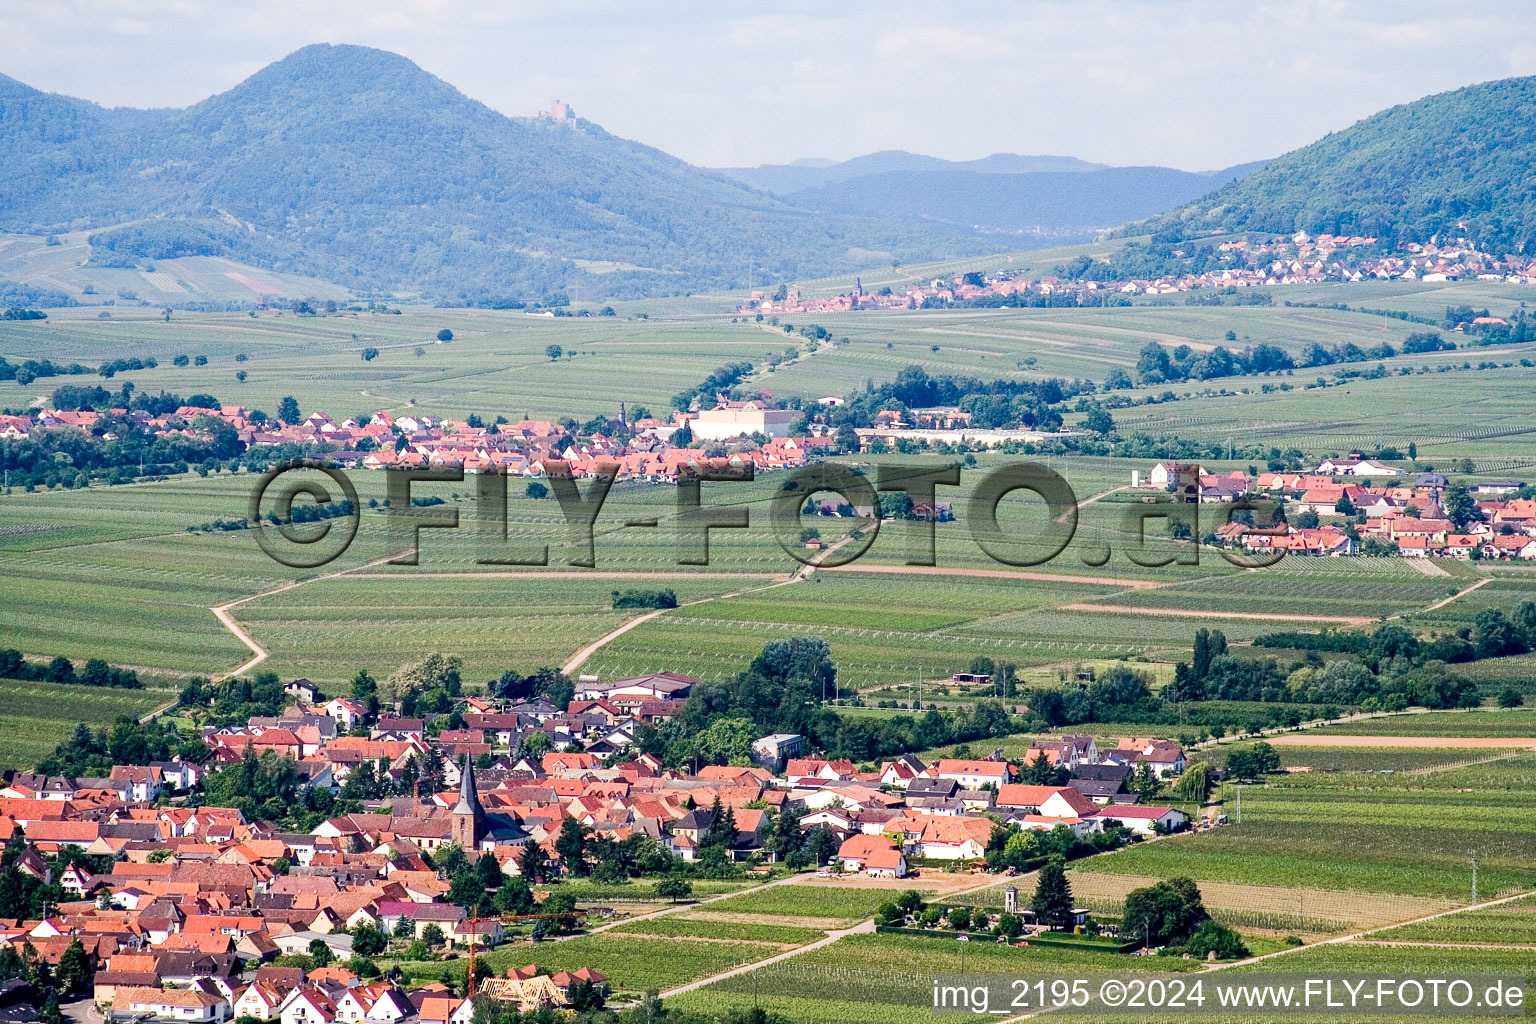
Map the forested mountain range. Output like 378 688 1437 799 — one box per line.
0 45 984 301
1134 75 1536 251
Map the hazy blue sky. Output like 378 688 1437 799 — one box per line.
5 1 1536 169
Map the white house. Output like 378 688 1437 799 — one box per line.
933 759 1011 790
1092 805 1188 835
113 986 230 1023
573 672 697 705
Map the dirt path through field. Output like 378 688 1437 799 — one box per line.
1414 575 1490 614
1058 602 1375 625
559 536 856 673
206 551 406 682
1268 734 1536 748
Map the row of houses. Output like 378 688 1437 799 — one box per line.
1139 460 1535 559
4 396 841 483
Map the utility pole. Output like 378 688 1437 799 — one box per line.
1235 786 1242 824
466 915 477 999
1471 853 1478 904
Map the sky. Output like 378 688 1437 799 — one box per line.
5 1 1536 170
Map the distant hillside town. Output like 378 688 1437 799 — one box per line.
739 233 1536 315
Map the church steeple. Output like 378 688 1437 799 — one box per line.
451 755 482 850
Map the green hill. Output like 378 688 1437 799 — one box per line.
1138 75 1536 250
0 45 983 301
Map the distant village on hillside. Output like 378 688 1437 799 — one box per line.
738 233 1536 315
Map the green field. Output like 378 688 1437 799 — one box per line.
1073 783 1536 901
699 885 899 926
669 931 1200 1024
611 916 828 945
1307 709 1536 737
1369 894 1536 946
1199 743 1521 774
400 932 771 994
0 678 176 767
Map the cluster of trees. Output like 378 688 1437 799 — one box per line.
384 653 464 718
1121 877 1245 956
611 589 678 610
0 355 94 386
1131 332 1465 389
38 718 199 776
670 362 754 412
1221 741 1281 783
178 670 292 725
650 637 1015 766
1169 623 1486 711
1256 602 1536 667
202 748 342 831
0 649 142 689
819 365 1093 432
1136 340 1297 384
1022 663 1161 728
983 820 1131 874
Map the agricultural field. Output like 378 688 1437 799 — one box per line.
610 916 828 946
698 884 901 928
5 445 1473 697
0 678 177 768
669 931 1201 1024
537 878 755 903
1072 778 1536 901
399 932 774 995
1306 708 1536 737
4 283 1536 761
1197 743 1519 775
968 870 1406 938
1367 893 1536 945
